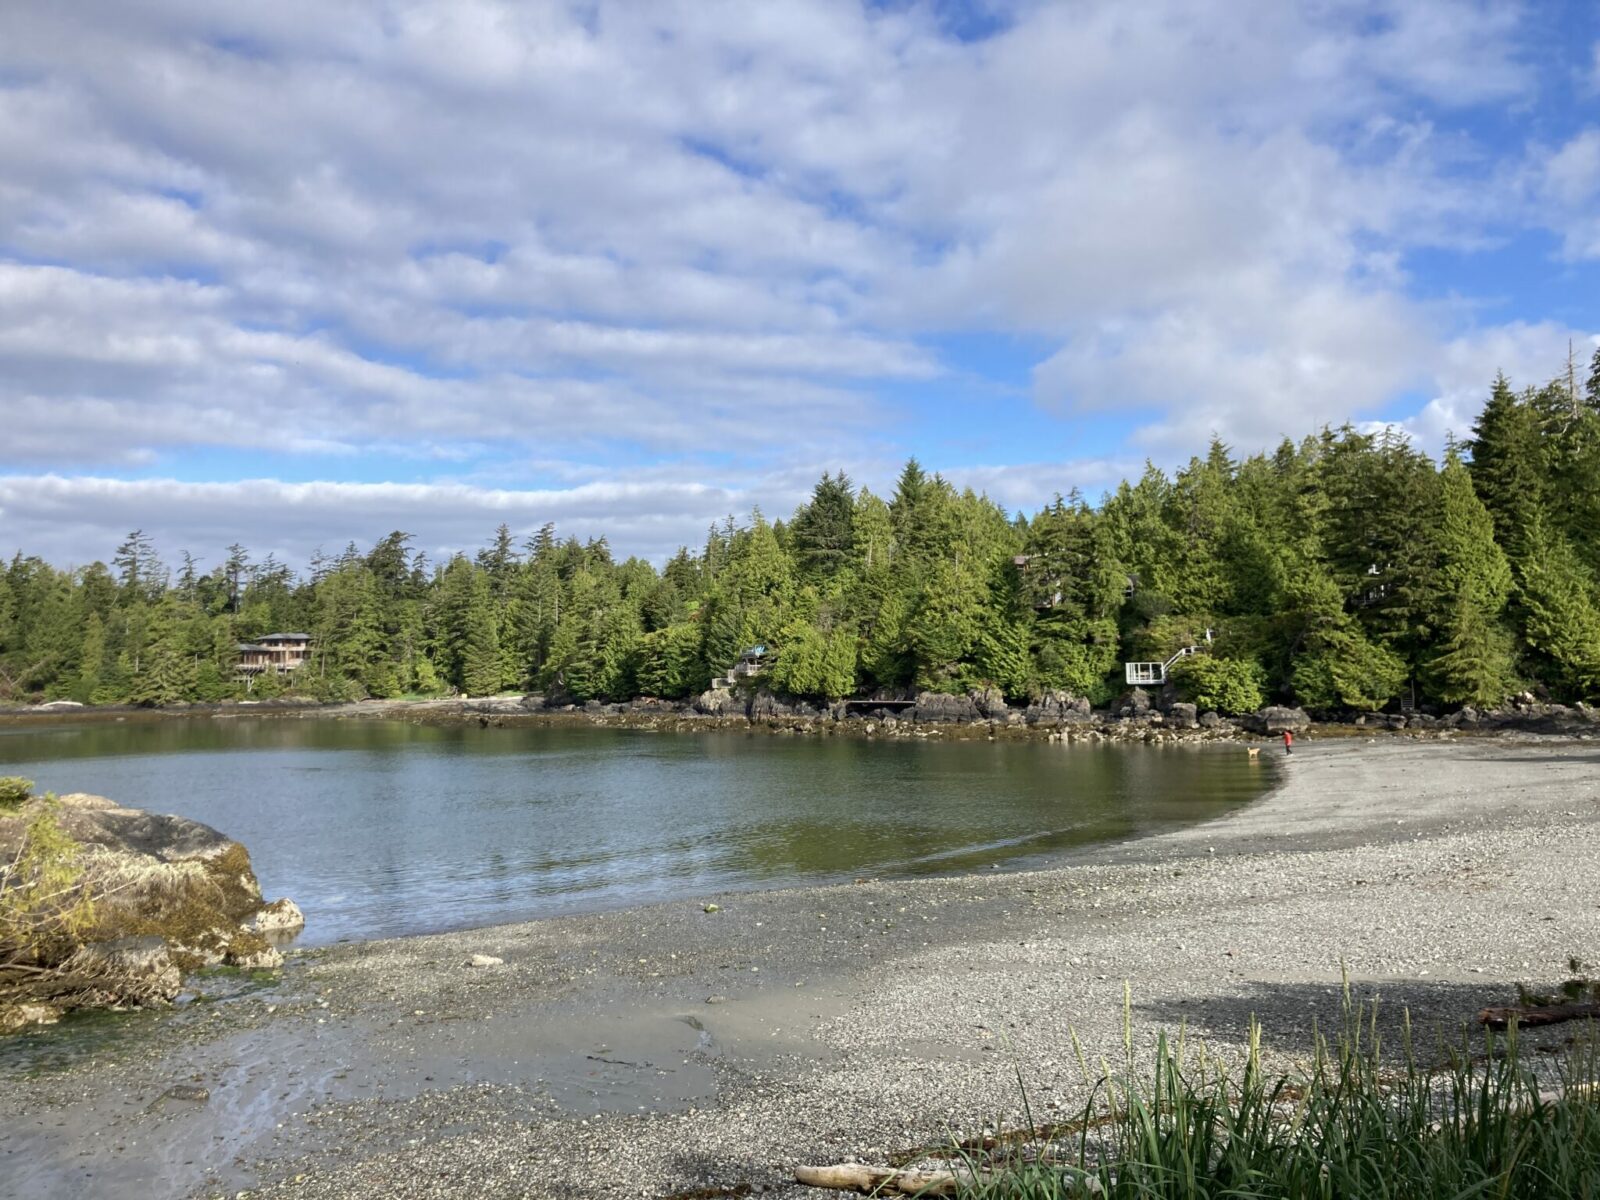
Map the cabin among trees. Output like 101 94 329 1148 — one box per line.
235 633 312 678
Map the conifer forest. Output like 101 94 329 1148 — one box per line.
6 358 1600 715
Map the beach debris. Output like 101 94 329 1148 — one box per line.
465 953 504 968
1478 1001 1600 1030
794 1164 967 1195
150 1083 210 1109
703 903 721 913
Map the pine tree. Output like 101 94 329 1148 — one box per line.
459 571 502 696
819 624 858 700
636 623 707 698
1425 452 1516 704
791 472 856 579
859 581 912 689
71 612 106 704
1281 565 1405 712
1516 512 1600 699
771 618 828 698
127 603 193 706
1468 376 1546 562
907 560 986 692
477 524 519 596
113 530 164 603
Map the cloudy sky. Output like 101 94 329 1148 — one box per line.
2 0 1598 571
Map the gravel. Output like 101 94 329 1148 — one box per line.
2 736 1598 1199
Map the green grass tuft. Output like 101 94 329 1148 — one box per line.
952 996 1600 1200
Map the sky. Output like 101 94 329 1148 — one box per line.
1 0 1598 572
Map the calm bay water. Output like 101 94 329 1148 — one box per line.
0 718 1274 944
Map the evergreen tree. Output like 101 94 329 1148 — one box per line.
1425 452 1516 704
1468 376 1547 562
477 524 519 596
72 612 106 704
113 530 164 603
459 570 503 696
636 623 708 698
1516 513 1600 699
792 472 856 579
907 560 986 692
126 602 193 706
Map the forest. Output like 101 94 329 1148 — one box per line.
4 355 1600 716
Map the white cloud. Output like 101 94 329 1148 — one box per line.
0 450 1157 569
0 475 748 571
1031 284 1435 453
1388 323 1598 452
1534 128 1600 259
0 0 1585 526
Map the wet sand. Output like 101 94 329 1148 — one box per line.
2 736 1598 1198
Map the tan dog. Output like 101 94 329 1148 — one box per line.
1246 746 1260 759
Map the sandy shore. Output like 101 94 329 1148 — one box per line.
3 736 1598 1199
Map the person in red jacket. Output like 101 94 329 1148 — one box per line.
1282 729 1294 755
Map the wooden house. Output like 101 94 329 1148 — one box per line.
235 632 312 676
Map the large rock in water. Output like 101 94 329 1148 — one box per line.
0 793 297 1031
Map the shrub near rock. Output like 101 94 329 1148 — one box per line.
0 777 32 810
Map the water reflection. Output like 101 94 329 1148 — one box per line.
0 719 1273 944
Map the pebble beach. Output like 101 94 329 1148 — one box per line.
3 735 1598 1199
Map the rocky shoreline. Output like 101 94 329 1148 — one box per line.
12 681 1600 748
359 686 1600 746
2 738 1598 1199
9 685 1600 745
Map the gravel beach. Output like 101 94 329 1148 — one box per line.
3 735 1598 1199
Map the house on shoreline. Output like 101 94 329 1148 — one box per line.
235 633 312 677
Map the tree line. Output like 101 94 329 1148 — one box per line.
4 355 1600 715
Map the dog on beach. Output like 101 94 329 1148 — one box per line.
1246 746 1260 758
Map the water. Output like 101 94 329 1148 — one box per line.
0 718 1274 944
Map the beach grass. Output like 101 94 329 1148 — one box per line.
953 992 1600 1200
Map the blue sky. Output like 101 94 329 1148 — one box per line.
1 0 1597 569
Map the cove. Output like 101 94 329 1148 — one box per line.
0 718 1275 945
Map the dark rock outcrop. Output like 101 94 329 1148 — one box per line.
1255 706 1311 733
1168 702 1199 729
0 792 297 1033
750 689 820 720
694 688 740 716
970 687 1009 720
913 692 980 724
1024 691 1093 727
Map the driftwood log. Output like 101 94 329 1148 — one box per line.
794 1165 966 1195
1477 1002 1600 1031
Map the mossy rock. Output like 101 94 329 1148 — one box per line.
0 793 289 1029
